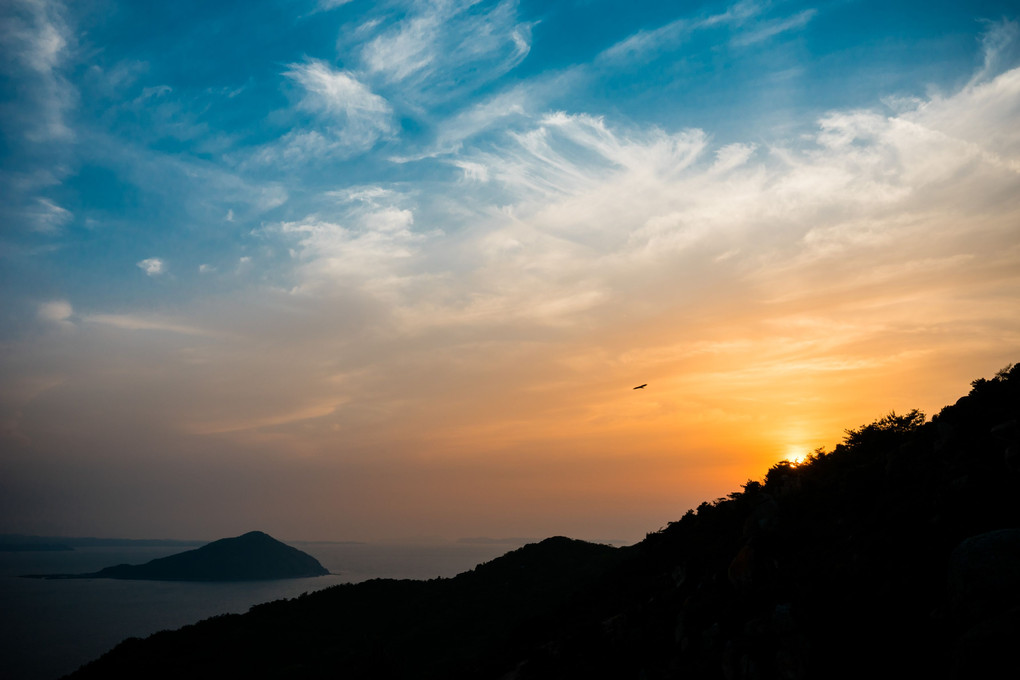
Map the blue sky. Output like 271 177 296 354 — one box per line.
2 0 1019 541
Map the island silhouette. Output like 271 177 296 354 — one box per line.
63 363 1020 679
25 530 328 581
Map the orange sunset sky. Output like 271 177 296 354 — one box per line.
1 0 1018 542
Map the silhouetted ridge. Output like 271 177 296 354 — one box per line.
64 364 1020 679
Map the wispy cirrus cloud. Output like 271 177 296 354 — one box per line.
0 0 75 141
0 0 77 242
461 112 707 199
286 59 392 123
315 0 354 12
972 17 1020 85
84 313 214 337
268 48 1020 340
598 1 813 64
256 59 394 163
596 16 694 64
356 0 532 104
730 7 816 47
26 197 72 233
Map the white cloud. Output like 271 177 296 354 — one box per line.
454 160 490 182
466 112 708 200
356 0 531 104
711 142 758 173
266 59 394 161
410 86 531 159
85 313 212 336
598 17 692 64
972 18 1020 86
318 0 353 11
391 74 582 163
248 33 1020 342
361 9 437 82
279 212 421 289
908 66 1020 168
273 186 439 294
37 299 73 325
27 197 72 233
325 185 397 203
0 0 75 141
730 8 816 47
137 257 165 276
286 59 391 120
299 0 354 19
598 2 813 65
598 0 762 64
377 56 1019 336
0 1 78 241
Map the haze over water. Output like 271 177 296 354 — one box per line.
2 0 1019 544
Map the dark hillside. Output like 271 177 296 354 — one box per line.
67 537 623 679
506 363 1020 679
65 364 1020 679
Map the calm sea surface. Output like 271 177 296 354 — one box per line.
0 540 527 680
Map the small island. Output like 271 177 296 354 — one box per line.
25 531 329 581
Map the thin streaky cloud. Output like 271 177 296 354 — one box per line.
27 197 72 233
186 398 347 435
84 313 217 337
731 8 817 47
597 17 691 64
597 0 764 64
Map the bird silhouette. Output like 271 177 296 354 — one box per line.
633 384 647 389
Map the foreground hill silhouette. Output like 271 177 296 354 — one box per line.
29 531 328 581
66 365 1020 679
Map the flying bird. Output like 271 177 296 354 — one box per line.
633 384 647 389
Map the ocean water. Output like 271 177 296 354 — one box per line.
0 540 527 680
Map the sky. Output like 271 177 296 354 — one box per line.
1 0 1018 543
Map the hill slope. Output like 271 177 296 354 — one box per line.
66 365 1020 679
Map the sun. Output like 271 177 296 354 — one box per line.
784 445 809 466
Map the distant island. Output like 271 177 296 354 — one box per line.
25 531 329 581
